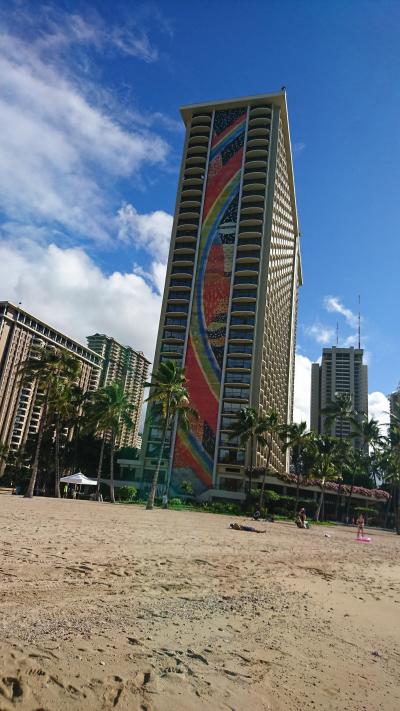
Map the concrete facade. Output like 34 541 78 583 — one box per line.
0 302 102 463
87 334 149 449
139 91 302 498
310 347 368 445
389 388 400 426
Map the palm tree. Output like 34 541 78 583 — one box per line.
385 421 400 534
0 441 8 467
344 448 367 520
351 417 385 485
86 383 134 503
332 437 354 520
322 392 357 440
19 346 81 498
309 435 340 521
49 368 82 498
145 360 189 510
229 407 268 496
258 410 281 510
322 392 357 520
279 421 312 513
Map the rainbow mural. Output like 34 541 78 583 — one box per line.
171 107 247 493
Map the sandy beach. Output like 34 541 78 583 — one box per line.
0 497 399 710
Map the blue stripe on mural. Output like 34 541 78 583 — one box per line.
209 123 246 163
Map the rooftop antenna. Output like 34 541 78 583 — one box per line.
336 321 339 346
358 294 361 349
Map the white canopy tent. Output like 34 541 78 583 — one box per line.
60 473 97 486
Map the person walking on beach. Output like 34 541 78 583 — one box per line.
356 513 365 539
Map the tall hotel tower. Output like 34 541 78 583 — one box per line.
141 92 302 498
310 347 368 447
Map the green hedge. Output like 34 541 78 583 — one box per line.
116 486 137 502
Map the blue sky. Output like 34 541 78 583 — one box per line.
0 0 398 426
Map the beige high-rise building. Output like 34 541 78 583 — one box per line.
389 387 400 426
0 302 102 462
140 90 302 498
87 334 150 449
310 346 368 445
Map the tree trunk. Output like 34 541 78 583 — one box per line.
147 399 171 510
396 485 400 535
295 474 300 516
109 432 115 504
335 479 342 522
96 434 106 499
346 482 355 520
384 484 393 529
315 478 326 521
259 440 271 510
24 393 49 498
335 419 343 521
294 449 302 516
54 414 61 498
165 416 177 500
71 418 81 474
247 435 254 497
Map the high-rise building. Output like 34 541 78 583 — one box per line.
0 302 102 463
310 346 368 444
140 91 302 498
389 387 400 426
87 334 150 449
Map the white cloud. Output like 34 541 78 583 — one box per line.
293 142 306 155
117 204 173 262
4 5 162 64
293 353 312 426
304 322 335 345
0 237 389 438
110 25 158 62
0 239 163 361
0 31 169 242
368 392 390 435
324 296 359 329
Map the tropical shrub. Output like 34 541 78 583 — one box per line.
116 486 137 502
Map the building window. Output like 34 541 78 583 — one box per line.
224 387 249 400
229 330 254 340
226 357 251 369
222 401 242 413
231 302 256 313
220 432 239 445
227 343 253 354
218 448 245 464
160 343 184 354
225 371 251 384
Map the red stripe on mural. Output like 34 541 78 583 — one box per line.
203 244 230 325
204 149 243 217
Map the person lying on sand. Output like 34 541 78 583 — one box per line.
229 522 266 533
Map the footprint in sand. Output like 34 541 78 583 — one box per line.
0 676 24 701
